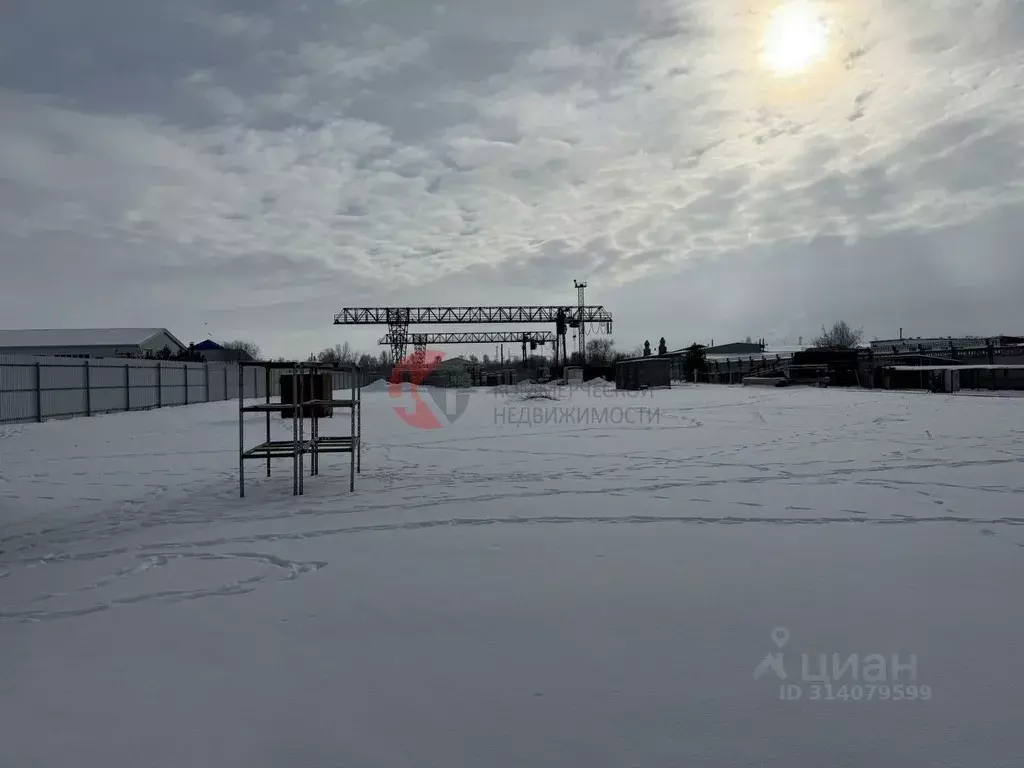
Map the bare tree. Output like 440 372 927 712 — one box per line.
813 321 864 349
220 339 261 360
586 338 615 364
316 342 356 364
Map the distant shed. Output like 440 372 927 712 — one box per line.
884 364 1024 391
615 357 672 390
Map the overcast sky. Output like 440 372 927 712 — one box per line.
2 0 1023 359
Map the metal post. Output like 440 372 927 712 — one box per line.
84 360 92 416
156 362 162 408
350 367 356 492
184 364 189 406
265 365 271 478
292 367 299 496
34 362 42 423
310 406 316 478
224 365 229 400
313 369 320 477
356 368 361 474
239 363 245 498
125 364 131 411
298 369 305 496
204 362 209 403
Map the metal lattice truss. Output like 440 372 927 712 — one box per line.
378 330 558 358
336 305 613 364
336 306 612 325
377 331 557 347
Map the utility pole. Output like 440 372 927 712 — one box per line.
574 279 587 364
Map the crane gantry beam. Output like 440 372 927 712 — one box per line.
377 331 557 346
335 306 612 325
336 303 613 365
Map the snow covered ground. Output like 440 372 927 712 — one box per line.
2 382 1023 766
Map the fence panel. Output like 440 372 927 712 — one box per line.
0 360 37 423
131 363 160 410
39 361 89 420
189 364 208 404
159 363 186 407
207 364 227 401
90 362 130 414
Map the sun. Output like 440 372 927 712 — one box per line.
760 2 829 77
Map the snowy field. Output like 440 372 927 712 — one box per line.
2 382 1023 766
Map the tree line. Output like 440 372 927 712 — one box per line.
229 320 864 368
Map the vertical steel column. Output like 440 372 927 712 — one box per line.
156 362 162 407
125 364 130 411
184 365 189 406
350 366 356 492
205 362 210 403
311 368 319 478
311 391 318 478
265 365 271 478
298 368 305 496
292 366 299 496
239 363 245 498
356 366 361 474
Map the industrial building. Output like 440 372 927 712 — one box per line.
0 328 186 359
870 336 1024 355
615 356 672 390
194 339 253 363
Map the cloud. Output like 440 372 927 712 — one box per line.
2 0 1023 357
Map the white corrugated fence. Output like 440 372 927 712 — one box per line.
0 354 378 424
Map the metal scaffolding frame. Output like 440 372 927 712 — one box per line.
238 361 362 497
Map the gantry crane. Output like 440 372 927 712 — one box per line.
336 290 612 365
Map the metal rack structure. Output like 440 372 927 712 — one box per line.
238 361 362 497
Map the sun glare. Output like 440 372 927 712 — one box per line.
760 2 829 77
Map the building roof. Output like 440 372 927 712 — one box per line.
889 365 1024 371
0 328 185 350
667 342 767 356
616 355 672 364
435 355 470 365
870 336 1023 349
194 339 224 351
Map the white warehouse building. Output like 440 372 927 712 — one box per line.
0 328 187 359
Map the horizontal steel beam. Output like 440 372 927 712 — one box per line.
377 331 557 346
335 306 613 326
